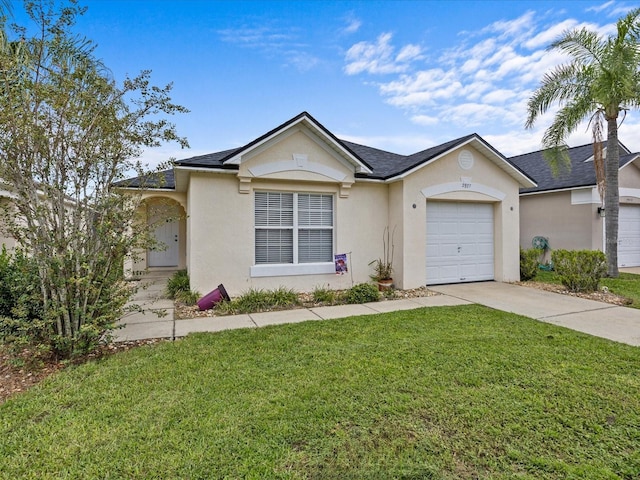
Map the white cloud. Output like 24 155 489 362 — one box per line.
480 10 537 39
482 89 517 104
217 24 320 72
344 32 422 75
343 16 362 34
343 6 640 155
382 77 463 108
411 114 439 126
586 1 614 13
523 19 578 49
284 51 320 72
442 102 521 127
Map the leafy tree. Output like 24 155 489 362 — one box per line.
0 0 188 357
525 8 640 278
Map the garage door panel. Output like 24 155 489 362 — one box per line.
426 201 494 285
619 205 640 267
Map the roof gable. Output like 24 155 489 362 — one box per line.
216 112 373 175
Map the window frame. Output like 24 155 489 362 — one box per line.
251 191 335 278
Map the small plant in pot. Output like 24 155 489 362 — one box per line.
369 226 395 291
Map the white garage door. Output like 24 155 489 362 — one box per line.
426 201 494 285
618 205 640 267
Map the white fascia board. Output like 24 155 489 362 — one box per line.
520 185 595 196
619 154 640 171
174 166 237 175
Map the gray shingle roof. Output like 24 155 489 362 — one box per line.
118 113 529 190
509 142 637 194
345 135 478 180
114 168 175 189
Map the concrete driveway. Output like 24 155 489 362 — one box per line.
430 282 640 346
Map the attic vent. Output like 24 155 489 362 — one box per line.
458 150 474 170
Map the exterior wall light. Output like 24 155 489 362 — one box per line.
598 206 605 217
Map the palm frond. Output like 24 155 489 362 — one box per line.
550 28 605 66
525 63 591 128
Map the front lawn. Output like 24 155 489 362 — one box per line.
534 270 640 308
1 305 639 479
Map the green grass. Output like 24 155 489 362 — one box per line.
535 270 640 308
1 305 640 479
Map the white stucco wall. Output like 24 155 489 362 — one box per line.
187 173 388 296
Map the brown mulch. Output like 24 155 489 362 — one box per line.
0 338 167 405
517 281 633 306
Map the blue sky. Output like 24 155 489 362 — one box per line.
10 0 640 167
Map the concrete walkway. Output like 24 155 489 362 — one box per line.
430 282 640 346
115 270 177 342
115 274 640 347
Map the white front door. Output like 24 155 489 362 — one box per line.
148 204 179 267
426 201 494 285
618 205 640 267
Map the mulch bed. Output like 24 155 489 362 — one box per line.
0 339 167 405
174 286 437 319
517 281 633 306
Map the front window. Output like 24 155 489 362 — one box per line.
255 191 333 265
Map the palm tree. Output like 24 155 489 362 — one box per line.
525 8 640 278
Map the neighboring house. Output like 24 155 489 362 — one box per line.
509 142 640 267
0 184 16 250
119 112 535 295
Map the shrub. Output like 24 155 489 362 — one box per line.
216 287 299 314
312 285 336 304
166 270 190 299
520 248 541 281
344 283 380 304
0 247 52 361
551 249 607 292
176 290 201 306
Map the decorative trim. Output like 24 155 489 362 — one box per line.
339 182 352 198
571 187 600 205
238 176 252 194
458 150 474 170
420 181 506 200
248 160 348 182
620 187 640 200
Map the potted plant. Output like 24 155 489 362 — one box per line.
369 226 395 291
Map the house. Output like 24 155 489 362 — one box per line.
509 142 640 267
119 112 535 295
0 183 16 250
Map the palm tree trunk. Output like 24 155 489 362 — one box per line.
605 116 620 277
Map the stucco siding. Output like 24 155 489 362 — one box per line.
187 173 387 296
520 191 595 252
620 161 640 189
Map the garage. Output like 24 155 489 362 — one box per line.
426 201 494 285
618 204 640 267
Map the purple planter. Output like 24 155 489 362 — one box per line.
197 284 231 311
